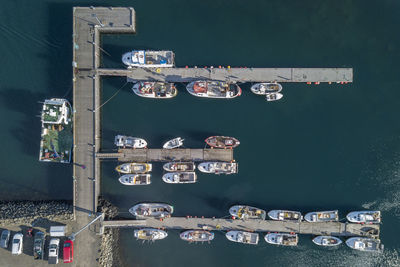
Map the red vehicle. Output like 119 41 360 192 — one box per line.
63 240 73 263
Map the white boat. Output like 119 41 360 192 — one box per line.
129 203 174 218
163 162 196 172
186 81 242 99
163 137 184 149
132 82 177 99
229 205 266 220
265 233 298 246
115 163 152 174
122 50 175 68
225 231 259 245
312 236 342 247
268 210 302 222
162 172 197 184
265 92 283 101
304 210 339 222
198 162 238 175
345 237 383 252
134 228 168 241
346 211 381 224
180 230 214 242
114 135 147 148
251 83 282 95
118 174 151 185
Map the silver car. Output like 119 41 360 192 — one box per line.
11 233 23 255
0 230 10 248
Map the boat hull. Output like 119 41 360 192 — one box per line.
122 50 175 68
132 82 177 99
163 162 196 172
312 236 342 247
129 203 174 218
205 136 240 148
251 83 282 95
118 174 151 186
225 231 259 245
114 135 147 148
180 230 214 242
115 163 152 174
345 237 383 252
265 92 283 101
198 162 238 174
264 233 298 246
304 210 339 222
346 211 381 224
134 228 168 241
229 205 266 220
186 81 242 99
163 137 184 149
162 172 197 184
268 210 302 222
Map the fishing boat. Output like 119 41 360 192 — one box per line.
186 81 242 99
304 210 339 222
134 228 168 241
229 205 266 220
345 237 383 252
118 174 151 186
114 135 147 148
346 211 381 224
312 236 342 247
162 172 197 184
268 210 302 222
265 233 298 246
251 83 282 95
132 82 177 99
129 203 173 218
163 162 196 172
205 136 240 149
115 163 152 174
180 230 214 242
122 50 175 68
198 162 238 174
163 137 184 149
225 231 259 245
265 92 283 102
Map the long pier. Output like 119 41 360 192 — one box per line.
102 217 379 237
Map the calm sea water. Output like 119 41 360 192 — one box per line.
1 0 400 266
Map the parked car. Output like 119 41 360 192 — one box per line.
48 238 60 264
0 230 10 248
63 240 74 263
33 231 45 260
11 233 23 255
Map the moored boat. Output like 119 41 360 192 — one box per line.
162 172 197 184
304 210 339 223
268 210 302 222
346 211 381 224
226 231 259 245
251 82 282 95
205 136 240 149
122 50 175 68
186 81 242 99
180 230 214 242
229 205 266 220
115 163 152 174
118 174 151 185
265 233 298 246
198 162 238 174
345 237 383 252
114 135 147 148
134 228 168 241
129 203 173 218
132 82 177 98
163 162 196 172
265 92 283 102
163 137 184 149
312 236 342 247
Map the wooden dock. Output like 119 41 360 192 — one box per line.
96 148 234 162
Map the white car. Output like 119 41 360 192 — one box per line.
11 233 23 255
48 238 60 264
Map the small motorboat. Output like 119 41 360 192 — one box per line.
205 136 240 149
265 92 283 102
229 205 266 220
162 172 197 184
122 50 175 68
134 228 168 241
304 210 339 223
268 210 302 222
346 211 381 224
226 231 259 245
129 203 173 218
119 174 151 185
115 163 152 174
186 81 242 99
251 82 282 95
163 162 196 172
114 135 147 148
265 233 298 246
198 162 238 174
345 237 383 252
180 230 214 242
132 82 177 99
312 236 342 247
163 137 184 149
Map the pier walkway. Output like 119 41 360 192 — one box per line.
102 217 379 237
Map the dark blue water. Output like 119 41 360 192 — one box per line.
1 0 400 266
